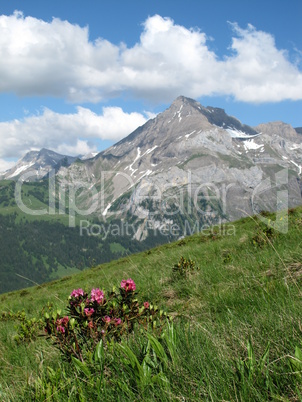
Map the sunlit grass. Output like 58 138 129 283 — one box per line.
0 206 302 400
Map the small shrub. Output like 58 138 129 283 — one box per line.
295 217 302 227
14 316 43 343
0 310 44 342
222 251 232 264
44 278 168 361
251 224 277 248
172 257 199 280
259 210 272 218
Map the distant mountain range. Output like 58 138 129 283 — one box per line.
2 96 302 240
0 148 78 180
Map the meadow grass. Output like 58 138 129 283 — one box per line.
0 207 302 400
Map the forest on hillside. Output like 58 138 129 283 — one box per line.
0 214 167 294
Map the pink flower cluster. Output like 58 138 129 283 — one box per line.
56 316 69 334
120 278 136 292
70 288 84 298
84 308 95 317
144 301 150 309
57 326 65 334
90 288 105 304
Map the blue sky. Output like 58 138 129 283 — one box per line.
0 0 301 171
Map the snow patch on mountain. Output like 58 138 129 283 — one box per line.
102 203 112 216
125 147 141 173
81 152 98 160
185 130 196 139
243 139 264 151
290 160 302 174
142 145 158 156
8 162 35 178
227 128 261 139
289 144 301 150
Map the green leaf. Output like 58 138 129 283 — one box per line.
259 341 270 372
151 372 169 388
147 333 168 367
94 339 105 369
246 338 255 379
295 346 302 362
290 346 302 374
162 322 177 363
115 342 144 379
71 357 91 378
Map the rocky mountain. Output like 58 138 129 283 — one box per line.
295 127 302 135
54 96 302 240
0 148 77 181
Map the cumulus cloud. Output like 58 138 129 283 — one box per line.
0 106 152 159
221 23 302 102
0 12 302 103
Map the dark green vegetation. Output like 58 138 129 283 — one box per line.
0 214 168 294
0 206 302 400
0 176 223 295
0 180 169 294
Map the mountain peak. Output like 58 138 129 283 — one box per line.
170 95 203 111
169 96 258 136
172 95 198 105
2 148 77 181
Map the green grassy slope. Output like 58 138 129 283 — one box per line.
0 207 302 400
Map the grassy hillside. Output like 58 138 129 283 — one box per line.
0 207 302 400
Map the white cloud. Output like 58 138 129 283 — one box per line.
0 106 152 159
0 12 302 103
221 23 302 102
0 159 16 173
55 140 97 157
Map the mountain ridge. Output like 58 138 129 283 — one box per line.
53 96 302 240
0 148 78 180
1 96 302 241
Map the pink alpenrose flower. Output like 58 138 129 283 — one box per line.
56 325 65 334
120 278 136 292
114 318 122 326
56 316 69 327
70 288 84 298
84 308 95 317
90 288 105 304
62 316 69 325
144 302 150 309
103 315 111 323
